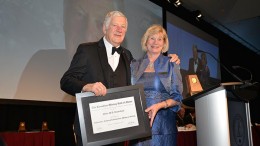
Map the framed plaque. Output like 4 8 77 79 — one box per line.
76 84 151 146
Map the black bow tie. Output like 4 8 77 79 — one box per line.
112 46 122 55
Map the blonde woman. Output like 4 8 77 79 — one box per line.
130 24 183 146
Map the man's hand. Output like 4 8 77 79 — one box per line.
82 82 107 96
168 54 180 65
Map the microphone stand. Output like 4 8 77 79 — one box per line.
197 50 243 83
197 50 258 101
232 65 253 81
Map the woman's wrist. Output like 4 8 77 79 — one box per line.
163 100 168 109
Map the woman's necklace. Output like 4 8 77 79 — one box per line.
148 62 154 69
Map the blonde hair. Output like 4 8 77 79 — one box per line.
141 24 169 53
103 11 128 30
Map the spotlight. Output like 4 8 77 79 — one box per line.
167 0 182 7
193 10 203 21
174 0 182 7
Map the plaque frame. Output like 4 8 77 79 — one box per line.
76 84 151 146
186 74 203 96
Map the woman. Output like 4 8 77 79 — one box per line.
130 24 183 146
197 52 210 89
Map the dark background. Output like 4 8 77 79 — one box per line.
0 1 259 146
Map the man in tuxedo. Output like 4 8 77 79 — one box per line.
60 11 180 146
188 45 201 74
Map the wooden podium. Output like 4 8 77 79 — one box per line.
183 82 254 146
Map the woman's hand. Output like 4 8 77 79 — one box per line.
145 101 166 127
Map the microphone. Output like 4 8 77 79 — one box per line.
198 50 259 101
232 65 258 88
197 49 244 83
239 81 258 89
232 65 252 81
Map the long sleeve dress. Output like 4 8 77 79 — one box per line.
130 54 183 146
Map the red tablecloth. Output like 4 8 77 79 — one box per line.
252 125 260 146
1 127 254 146
0 131 55 146
124 130 197 146
177 130 197 146
176 126 260 146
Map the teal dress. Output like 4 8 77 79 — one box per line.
130 72 177 146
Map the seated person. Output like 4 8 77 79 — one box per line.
0 137 7 146
184 109 196 130
176 107 186 127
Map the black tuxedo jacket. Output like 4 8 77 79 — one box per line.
60 38 133 96
188 58 201 74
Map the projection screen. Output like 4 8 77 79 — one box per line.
0 0 162 102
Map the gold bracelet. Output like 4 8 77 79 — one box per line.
164 100 168 109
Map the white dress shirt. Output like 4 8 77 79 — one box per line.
103 37 120 71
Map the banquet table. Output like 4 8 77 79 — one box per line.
177 130 197 146
252 125 260 146
0 131 55 146
124 130 197 146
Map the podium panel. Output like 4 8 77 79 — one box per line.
195 87 230 146
184 83 253 146
228 97 253 146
